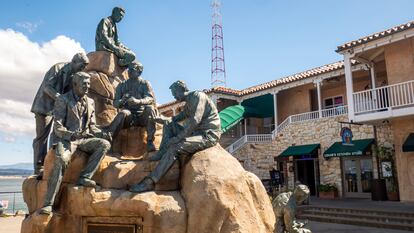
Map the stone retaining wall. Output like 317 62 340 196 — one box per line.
232 115 393 197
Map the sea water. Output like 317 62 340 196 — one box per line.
0 178 27 213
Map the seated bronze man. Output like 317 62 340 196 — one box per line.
105 62 157 152
129 80 221 193
95 6 135 66
39 72 111 215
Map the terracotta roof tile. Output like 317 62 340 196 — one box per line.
158 60 358 109
336 20 414 52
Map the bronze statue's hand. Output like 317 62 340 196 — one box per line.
82 132 95 138
95 131 112 141
154 115 172 125
166 137 180 147
117 48 126 57
127 97 141 106
71 130 93 140
71 130 84 141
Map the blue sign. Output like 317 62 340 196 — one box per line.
340 127 353 146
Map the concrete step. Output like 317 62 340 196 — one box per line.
302 209 414 225
299 206 414 219
297 206 414 232
298 214 414 232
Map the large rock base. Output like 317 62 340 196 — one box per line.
21 187 187 233
22 145 275 233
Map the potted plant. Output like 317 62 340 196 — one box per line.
318 183 338 199
387 180 399 201
375 144 400 201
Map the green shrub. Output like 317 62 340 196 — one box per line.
318 183 338 192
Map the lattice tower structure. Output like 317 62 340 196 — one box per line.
211 0 227 87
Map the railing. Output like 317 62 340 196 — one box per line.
0 191 25 215
226 135 247 153
246 134 273 142
321 105 348 118
226 106 348 153
290 110 320 123
353 80 414 114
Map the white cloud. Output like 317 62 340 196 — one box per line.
3 135 16 143
16 21 40 33
0 29 85 137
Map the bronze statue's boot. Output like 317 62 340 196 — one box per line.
36 167 44 181
77 178 97 188
129 177 155 193
149 152 163 161
38 205 52 215
147 141 156 152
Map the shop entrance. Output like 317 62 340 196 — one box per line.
342 157 373 198
295 158 319 196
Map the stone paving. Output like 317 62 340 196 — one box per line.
309 196 414 213
0 215 412 232
307 221 410 233
0 216 24 233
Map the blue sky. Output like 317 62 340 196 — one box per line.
0 0 413 165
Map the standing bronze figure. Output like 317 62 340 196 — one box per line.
129 80 221 193
31 53 89 175
39 72 111 215
95 6 136 66
105 62 157 152
272 185 312 233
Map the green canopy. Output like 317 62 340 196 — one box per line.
403 133 414 152
219 94 276 133
241 94 274 118
324 139 375 158
219 105 245 132
279 144 320 157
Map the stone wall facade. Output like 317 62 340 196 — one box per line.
232 115 393 197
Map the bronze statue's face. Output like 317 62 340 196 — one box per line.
171 87 185 101
74 78 90 97
72 61 88 73
128 68 142 79
112 10 125 23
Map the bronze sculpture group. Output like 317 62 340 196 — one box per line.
30 7 309 233
31 7 221 215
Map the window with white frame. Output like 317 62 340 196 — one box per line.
324 96 343 109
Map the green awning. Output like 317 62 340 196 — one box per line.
324 139 375 158
279 144 320 157
403 133 414 152
219 105 245 132
219 104 264 133
241 94 274 118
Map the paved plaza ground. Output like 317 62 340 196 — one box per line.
307 221 410 233
308 197 414 213
0 216 24 233
0 216 412 233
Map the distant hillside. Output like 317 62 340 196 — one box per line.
0 163 33 176
0 169 33 176
0 163 33 170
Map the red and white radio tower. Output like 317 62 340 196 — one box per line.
211 0 227 87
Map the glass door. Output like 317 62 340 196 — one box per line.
343 157 373 198
344 159 358 193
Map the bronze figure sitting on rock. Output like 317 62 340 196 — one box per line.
129 80 222 193
39 72 111 215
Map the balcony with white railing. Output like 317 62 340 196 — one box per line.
352 80 414 122
226 105 348 153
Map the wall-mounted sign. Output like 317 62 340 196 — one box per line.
381 161 393 178
340 127 353 146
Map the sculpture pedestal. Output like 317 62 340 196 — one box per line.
21 145 276 233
